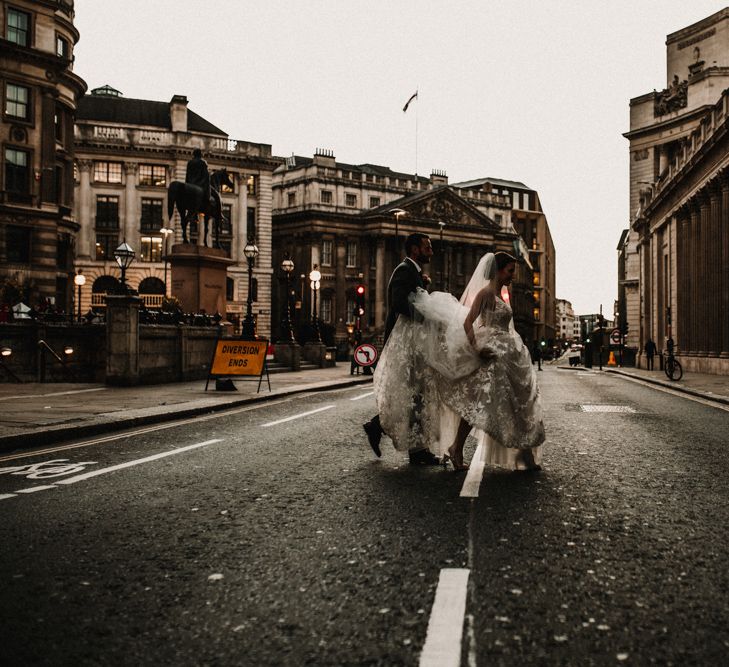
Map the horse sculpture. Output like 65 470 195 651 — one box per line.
167 169 234 247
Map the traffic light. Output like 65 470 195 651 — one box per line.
355 284 366 317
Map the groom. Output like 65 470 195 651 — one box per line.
363 232 441 465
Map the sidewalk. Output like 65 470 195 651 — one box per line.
0 366 373 453
555 361 729 405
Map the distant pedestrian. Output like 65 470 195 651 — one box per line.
644 338 657 370
532 341 542 371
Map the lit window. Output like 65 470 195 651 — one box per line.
346 241 357 268
533 307 540 321
95 233 118 260
345 193 357 207
5 83 29 120
6 8 30 46
4 147 29 194
139 164 166 187
56 35 69 58
321 240 333 266
247 175 257 195
93 161 122 183
221 175 234 194
533 272 541 286
320 190 332 204
140 236 163 262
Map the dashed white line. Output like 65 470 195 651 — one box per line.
15 485 57 494
54 439 223 485
349 391 374 401
460 441 486 498
261 405 334 427
0 493 17 501
420 568 471 667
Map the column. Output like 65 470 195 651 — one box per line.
722 176 729 357
709 184 721 356
77 160 93 259
689 202 700 354
123 162 138 246
676 208 689 353
375 239 385 329
235 172 249 262
698 194 710 355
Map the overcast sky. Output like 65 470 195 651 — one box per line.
73 1 725 316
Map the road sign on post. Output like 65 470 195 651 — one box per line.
353 343 378 367
610 328 623 345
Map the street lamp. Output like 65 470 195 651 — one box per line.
309 264 322 343
73 272 86 322
242 241 259 339
391 208 406 259
113 240 136 293
160 227 174 297
281 254 296 342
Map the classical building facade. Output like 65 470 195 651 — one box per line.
271 150 541 348
452 178 557 345
73 87 280 336
623 8 729 374
0 0 86 310
556 298 580 342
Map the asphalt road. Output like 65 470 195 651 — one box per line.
0 368 727 666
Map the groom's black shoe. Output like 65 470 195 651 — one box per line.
409 449 441 466
363 418 382 458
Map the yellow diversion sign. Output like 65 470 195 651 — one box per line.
205 338 271 392
211 339 267 376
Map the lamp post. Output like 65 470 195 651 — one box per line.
242 241 259 339
391 208 406 260
113 240 136 293
160 227 174 297
309 264 322 343
73 272 86 322
281 254 295 342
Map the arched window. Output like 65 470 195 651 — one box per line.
138 277 165 294
91 275 121 309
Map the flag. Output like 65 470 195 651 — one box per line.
402 90 418 113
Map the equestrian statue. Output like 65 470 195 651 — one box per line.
167 148 234 248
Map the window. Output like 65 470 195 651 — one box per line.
226 277 235 301
95 195 119 229
287 192 296 207
6 225 31 263
140 236 163 262
139 164 166 187
56 34 69 58
522 192 530 210
247 175 257 195
320 190 332 204
6 8 30 46
140 198 163 232
247 207 256 242
221 176 234 194
494 214 503 225
220 204 233 236
346 298 356 324
5 83 29 120
320 296 332 323
533 271 541 286
533 307 541 321
321 240 333 266
533 291 540 302
345 193 357 207
369 196 381 208
95 232 118 260
346 241 357 268
93 161 122 183
54 105 64 142
4 147 29 194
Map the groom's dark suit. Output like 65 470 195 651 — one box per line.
384 257 425 343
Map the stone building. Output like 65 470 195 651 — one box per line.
270 150 540 349
556 298 579 342
73 87 280 336
0 0 86 310
452 178 557 346
623 8 729 374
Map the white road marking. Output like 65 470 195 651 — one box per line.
261 405 334 427
0 398 297 463
0 493 17 500
0 387 106 402
420 568 470 667
460 441 486 498
15 485 57 494
54 439 222 485
350 391 374 401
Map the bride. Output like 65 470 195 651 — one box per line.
374 251 545 471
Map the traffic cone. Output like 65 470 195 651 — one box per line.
607 351 617 366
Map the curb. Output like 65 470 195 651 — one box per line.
603 368 729 406
0 376 373 454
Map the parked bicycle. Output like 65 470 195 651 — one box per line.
664 337 682 381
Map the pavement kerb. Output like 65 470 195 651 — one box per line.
0 375 374 455
557 364 729 406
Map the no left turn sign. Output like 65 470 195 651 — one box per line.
354 343 378 366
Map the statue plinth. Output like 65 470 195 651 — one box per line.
169 244 234 315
